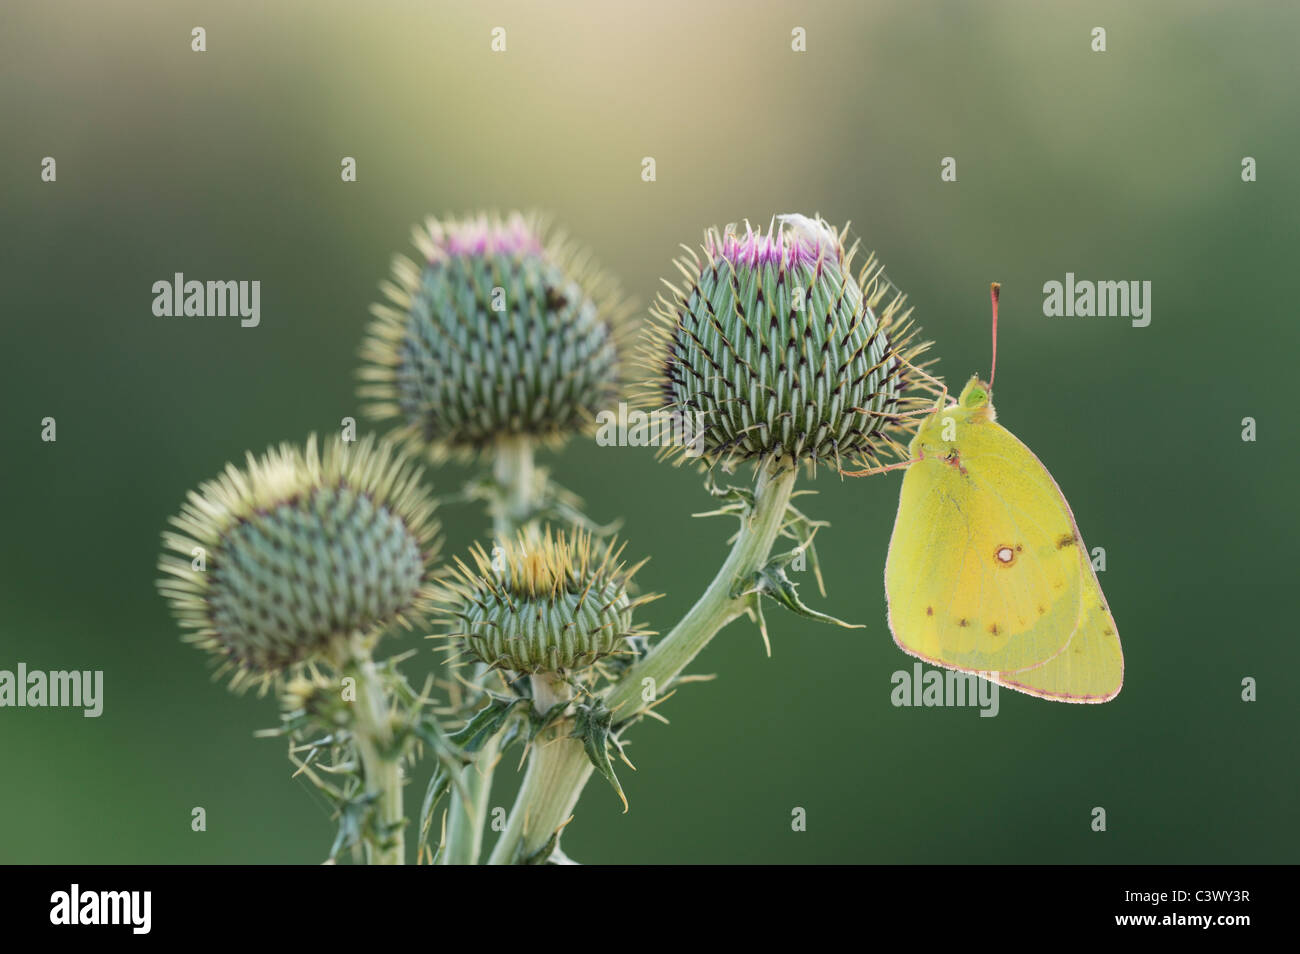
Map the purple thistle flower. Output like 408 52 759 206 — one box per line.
422 212 546 261
703 214 844 273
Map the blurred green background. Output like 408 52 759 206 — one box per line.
2 0 1296 864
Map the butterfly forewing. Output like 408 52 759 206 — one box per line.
885 415 1085 675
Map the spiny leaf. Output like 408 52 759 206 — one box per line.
780 495 830 597
692 472 755 521
329 791 378 862
527 697 572 743
417 765 451 864
732 549 863 650
571 700 629 812
451 696 529 752
413 715 473 803
522 828 561 865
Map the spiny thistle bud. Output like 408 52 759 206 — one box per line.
281 671 354 727
434 529 656 676
639 214 932 470
157 435 440 688
358 212 635 460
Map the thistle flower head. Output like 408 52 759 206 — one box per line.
434 529 655 676
157 435 440 689
359 211 635 460
639 214 934 470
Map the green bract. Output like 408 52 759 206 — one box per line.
435 529 655 676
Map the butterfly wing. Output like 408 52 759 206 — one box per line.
885 415 1091 678
989 550 1123 702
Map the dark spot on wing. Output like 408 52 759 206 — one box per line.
958 618 968 627
1056 533 1077 549
926 606 933 616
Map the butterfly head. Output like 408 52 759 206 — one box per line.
909 375 996 459
958 376 993 413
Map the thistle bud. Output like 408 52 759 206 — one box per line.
640 214 930 469
435 529 654 676
359 212 634 460
157 435 440 687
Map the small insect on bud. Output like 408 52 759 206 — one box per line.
638 214 932 470
358 212 636 460
434 529 656 676
157 435 440 688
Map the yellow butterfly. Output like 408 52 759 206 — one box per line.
867 285 1122 702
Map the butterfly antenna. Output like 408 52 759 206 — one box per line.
988 282 1001 391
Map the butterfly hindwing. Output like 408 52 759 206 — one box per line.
989 547 1123 702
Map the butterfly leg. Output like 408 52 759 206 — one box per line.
887 351 950 409
854 363 949 424
860 404 941 421
839 458 916 478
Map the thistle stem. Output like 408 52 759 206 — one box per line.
493 462 798 862
492 436 537 539
486 674 585 865
350 634 405 865
439 727 498 865
441 436 537 865
605 463 797 720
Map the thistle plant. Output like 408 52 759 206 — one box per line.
157 435 449 863
156 210 935 864
425 529 657 859
157 434 439 686
353 211 637 863
463 215 935 862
